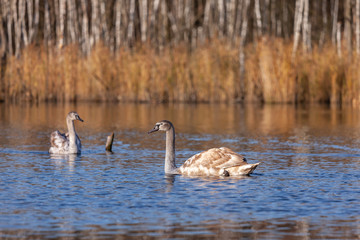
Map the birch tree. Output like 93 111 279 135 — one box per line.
81 0 90 55
292 0 304 59
344 0 351 53
0 0 359 58
239 0 250 96
331 0 339 44
254 0 262 37
356 0 360 54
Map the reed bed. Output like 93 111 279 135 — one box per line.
1 39 360 105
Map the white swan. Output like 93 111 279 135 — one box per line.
49 111 84 154
148 120 260 176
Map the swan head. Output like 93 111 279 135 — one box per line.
148 120 173 134
67 111 84 122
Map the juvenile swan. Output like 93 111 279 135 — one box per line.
49 111 84 154
148 120 260 176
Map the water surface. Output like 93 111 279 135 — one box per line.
0 103 359 239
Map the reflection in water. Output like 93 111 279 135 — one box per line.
50 153 79 172
164 174 176 192
1 103 360 135
0 103 359 239
0 217 358 239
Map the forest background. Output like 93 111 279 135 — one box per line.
0 0 360 104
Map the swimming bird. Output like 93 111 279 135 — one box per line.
49 111 84 154
148 120 260 176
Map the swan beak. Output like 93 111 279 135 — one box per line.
76 115 84 122
148 125 159 134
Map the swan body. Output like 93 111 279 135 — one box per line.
148 120 260 176
49 111 84 154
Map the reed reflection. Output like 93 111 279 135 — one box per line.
1 103 360 135
1 102 360 167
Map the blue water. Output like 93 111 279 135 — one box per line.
0 103 359 239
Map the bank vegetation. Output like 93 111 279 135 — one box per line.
1 0 360 104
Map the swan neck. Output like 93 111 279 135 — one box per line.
165 126 177 174
66 117 77 144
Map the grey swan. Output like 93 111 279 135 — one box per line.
148 120 260 176
49 111 84 154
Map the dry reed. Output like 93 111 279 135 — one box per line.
1 38 360 105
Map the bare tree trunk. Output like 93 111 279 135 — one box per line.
100 0 109 45
254 0 262 37
204 0 213 38
0 10 6 57
4 0 360 62
127 0 136 47
58 0 66 48
218 0 225 37
271 0 276 35
319 0 327 47
160 0 167 50
33 0 40 43
332 0 339 44
12 1 21 57
139 0 148 43
91 0 100 47
356 0 360 54
25 0 39 44
54 0 65 49
227 0 236 39
67 0 77 43
282 0 289 39
302 0 310 52
168 9 179 45
26 0 33 42
184 0 192 44
0 13 5 54
19 0 29 46
263 0 270 34
239 0 250 98
5 0 13 56
44 0 51 48
81 0 90 54
149 0 160 45
175 0 184 41
0 9 6 56
292 0 304 59
344 0 351 53
114 0 122 51
337 22 342 57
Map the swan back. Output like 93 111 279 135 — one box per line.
179 147 256 176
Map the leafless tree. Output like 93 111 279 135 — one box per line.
0 0 359 60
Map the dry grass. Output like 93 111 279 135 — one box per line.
1 38 360 104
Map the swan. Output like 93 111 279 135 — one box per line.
49 111 84 154
148 120 260 176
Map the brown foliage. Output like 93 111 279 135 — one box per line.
1 39 360 105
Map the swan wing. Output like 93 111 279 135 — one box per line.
180 147 259 176
75 133 82 150
50 130 68 150
182 147 248 169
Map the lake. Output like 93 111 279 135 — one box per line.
0 102 359 239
